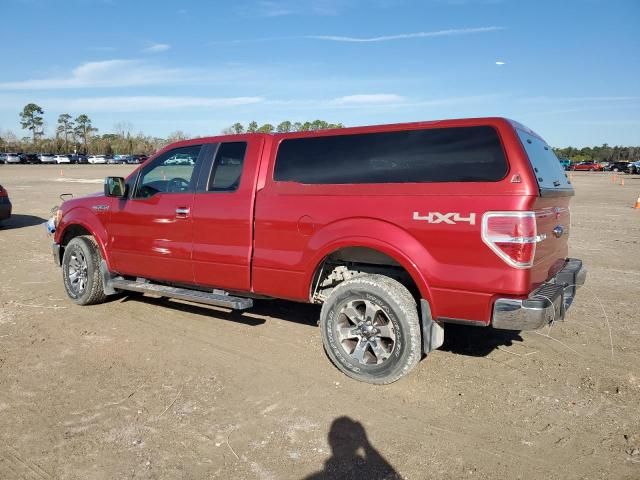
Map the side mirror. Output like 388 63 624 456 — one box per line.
104 176 127 197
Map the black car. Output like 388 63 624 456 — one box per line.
605 161 631 172
20 153 40 164
0 184 12 223
69 154 88 164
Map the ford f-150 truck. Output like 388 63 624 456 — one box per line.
51 117 586 384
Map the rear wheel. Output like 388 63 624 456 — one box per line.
320 274 422 384
62 236 107 305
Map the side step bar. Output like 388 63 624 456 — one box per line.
107 276 253 310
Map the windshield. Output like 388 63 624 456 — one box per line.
517 129 573 196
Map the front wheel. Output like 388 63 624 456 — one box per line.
320 274 422 384
62 236 107 305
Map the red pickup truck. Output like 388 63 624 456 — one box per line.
51 117 586 384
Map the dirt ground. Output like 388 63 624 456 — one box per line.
0 165 639 480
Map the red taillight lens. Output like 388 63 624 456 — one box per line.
0 186 7 197
482 212 540 268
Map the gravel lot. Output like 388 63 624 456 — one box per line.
1 165 639 479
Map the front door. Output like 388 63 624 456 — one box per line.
107 143 204 284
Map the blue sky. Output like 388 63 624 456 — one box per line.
1 0 638 146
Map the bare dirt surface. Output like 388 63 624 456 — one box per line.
1 165 639 479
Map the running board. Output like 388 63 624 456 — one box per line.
108 277 253 310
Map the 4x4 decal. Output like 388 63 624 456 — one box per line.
413 212 477 225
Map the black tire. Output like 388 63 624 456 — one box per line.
320 274 422 384
62 236 107 305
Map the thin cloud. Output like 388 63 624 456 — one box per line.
0 59 250 90
20 96 264 112
331 94 405 105
143 43 171 53
521 96 640 104
307 26 504 43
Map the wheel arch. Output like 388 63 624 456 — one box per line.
56 208 110 268
304 218 435 303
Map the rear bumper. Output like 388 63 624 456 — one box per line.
492 258 586 330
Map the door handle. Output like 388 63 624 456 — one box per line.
175 207 190 218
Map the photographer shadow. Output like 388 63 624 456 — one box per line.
304 416 402 480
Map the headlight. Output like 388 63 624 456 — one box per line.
46 206 63 235
55 208 63 227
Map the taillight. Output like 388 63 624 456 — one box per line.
0 186 7 197
481 212 544 268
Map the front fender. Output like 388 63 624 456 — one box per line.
303 217 435 302
55 206 112 270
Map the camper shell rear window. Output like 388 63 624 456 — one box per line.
516 129 574 196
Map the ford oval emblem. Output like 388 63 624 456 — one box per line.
553 225 564 238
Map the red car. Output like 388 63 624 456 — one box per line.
50 117 586 384
569 161 602 171
0 184 12 223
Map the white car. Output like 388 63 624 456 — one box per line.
5 153 21 164
88 155 107 164
39 153 56 164
54 154 71 164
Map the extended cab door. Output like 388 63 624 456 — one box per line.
107 144 204 284
191 136 264 291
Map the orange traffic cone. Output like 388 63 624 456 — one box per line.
60 169 64 177
634 194 640 209
620 178 625 186
612 174 617 183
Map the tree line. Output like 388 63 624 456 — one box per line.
553 145 640 163
0 104 345 156
1 103 637 161
221 120 344 134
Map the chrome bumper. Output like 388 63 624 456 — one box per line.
492 258 586 330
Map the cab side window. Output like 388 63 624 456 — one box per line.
134 145 201 198
208 142 247 192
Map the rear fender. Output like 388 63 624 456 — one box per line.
304 218 435 302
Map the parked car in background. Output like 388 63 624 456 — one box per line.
604 161 630 172
39 153 56 164
0 153 6 164
4 153 22 164
108 155 128 164
0 183 11 223
628 161 640 174
20 153 40 164
88 155 107 164
128 154 148 164
69 154 88 164
54 154 71 164
558 158 571 170
569 161 602 171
